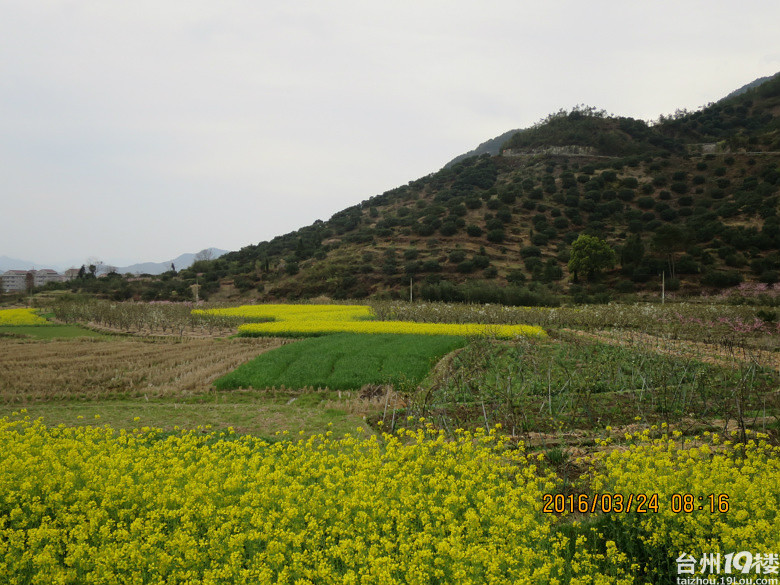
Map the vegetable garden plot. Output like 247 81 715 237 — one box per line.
215 333 467 391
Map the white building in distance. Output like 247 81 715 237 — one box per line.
1 269 77 292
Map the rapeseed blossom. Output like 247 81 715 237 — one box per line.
0 417 629 584
194 304 546 339
591 431 780 581
196 303 374 324
0 308 50 326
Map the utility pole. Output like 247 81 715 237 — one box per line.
191 273 201 303
409 277 413 303
661 271 665 304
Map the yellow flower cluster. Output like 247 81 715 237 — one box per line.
0 308 50 326
194 304 547 339
0 417 628 584
591 430 780 579
196 303 374 323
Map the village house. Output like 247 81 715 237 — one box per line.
1 269 77 292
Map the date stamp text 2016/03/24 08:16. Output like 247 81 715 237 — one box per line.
542 493 730 514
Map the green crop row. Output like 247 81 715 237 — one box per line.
215 333 467 392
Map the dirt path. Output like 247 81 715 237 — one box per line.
63 320 241 339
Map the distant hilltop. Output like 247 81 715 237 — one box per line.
115 248 228 275
0 248 228 277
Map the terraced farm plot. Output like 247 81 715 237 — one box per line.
3 300 779 583
215 333 467 391
0 337 283 402
196 303 547 338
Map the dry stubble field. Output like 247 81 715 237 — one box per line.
0 329 380 436
0 337 284 402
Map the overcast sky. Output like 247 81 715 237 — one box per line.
2 0 779 268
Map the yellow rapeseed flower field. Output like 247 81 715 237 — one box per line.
591 430 780 581
197 303 374 323
0 417 632 584
193 304 547 339
0 308 50 326
6 416 775 582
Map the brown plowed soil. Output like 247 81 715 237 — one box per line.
0 337 284 402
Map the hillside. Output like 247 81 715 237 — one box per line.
720 71 780 102
443 128 521 168
657 72 780 147
501 106 681 157
44 73 780 304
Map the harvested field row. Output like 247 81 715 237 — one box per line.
0 337 285 402
561 328 780 371
72 320 241 338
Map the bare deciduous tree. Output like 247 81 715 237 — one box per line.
86 257 104 277
194 249 213 262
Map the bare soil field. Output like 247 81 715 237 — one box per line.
0 337 284 402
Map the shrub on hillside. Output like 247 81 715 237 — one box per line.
702 270 743 288
487 229 505 243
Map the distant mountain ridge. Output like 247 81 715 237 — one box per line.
0 255 43 272
116 248 228 275
0 249 228 275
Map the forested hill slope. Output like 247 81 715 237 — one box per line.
720 71 780 103
657 72 780 147
443 129 521 168
60 73 778 304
